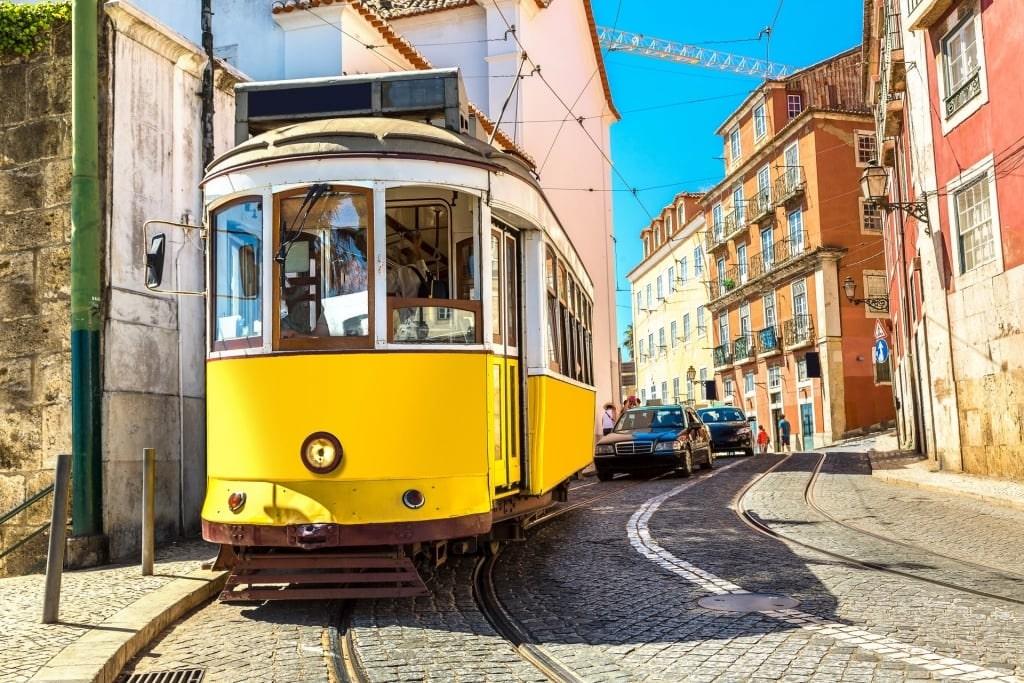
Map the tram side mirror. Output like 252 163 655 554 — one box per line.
146 234 166 289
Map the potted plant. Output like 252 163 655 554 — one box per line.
723 278 736 290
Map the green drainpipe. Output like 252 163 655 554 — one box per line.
70 0 103 538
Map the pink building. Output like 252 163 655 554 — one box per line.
864 0 1024 481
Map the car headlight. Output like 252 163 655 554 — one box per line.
655 440 683 452
737 426 751 435
595 444 615 455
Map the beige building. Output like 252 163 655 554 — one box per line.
627 194 713 409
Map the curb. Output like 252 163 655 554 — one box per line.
29 568 229 683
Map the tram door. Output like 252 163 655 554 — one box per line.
489 225 522 492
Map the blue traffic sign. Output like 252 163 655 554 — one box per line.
873 338 889 364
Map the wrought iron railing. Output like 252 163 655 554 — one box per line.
733 334 755 363
782 314 814 347
746 190 773 222
774 166 805 204
723 208 746 239
945 71 981 118
756 325 782 354
710 231 810 302
713 342 733 367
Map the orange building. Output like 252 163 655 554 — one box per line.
700 48 896 449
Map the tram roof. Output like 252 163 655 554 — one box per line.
204 116 538 188
204 116 595 295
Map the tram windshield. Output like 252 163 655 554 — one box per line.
210 185 484 351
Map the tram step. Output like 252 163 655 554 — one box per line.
221 550 430 601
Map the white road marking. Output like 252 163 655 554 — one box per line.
627 465 1024 683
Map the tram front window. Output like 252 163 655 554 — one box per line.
277 188 371 342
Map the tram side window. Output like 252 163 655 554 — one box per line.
542 247 594 383
545 248 562 372
212 199 262 349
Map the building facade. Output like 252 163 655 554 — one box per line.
627 194 714 410
701 49 896 450
865 0 1024 481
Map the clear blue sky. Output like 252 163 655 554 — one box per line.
589 0 865 346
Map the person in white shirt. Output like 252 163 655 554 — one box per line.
601 403 617 435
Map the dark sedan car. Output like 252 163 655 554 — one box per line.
696 406 754 457
593 404 713 481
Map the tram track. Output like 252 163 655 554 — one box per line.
737 452 1024 606
328 474 647 682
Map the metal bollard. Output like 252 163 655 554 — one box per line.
142 447 155 575
42 453 72 624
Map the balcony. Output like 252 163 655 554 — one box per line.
732 334 755 364
746 190 773 223
755 325 781 355
705 223 727 253
774 167 805 206
781 314 814 349
723 208 746 240
713 342 733 368
882 92 904 139
882 0 906 94
907 0 955 31
708 231 812 305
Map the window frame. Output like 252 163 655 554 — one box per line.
939 6 988 132
753 102 767 141
946 155 1002 283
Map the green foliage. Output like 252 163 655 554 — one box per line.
0 1 71 60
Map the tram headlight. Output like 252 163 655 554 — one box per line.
300 431 343 474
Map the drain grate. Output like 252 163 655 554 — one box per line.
698 592 799 612
118 668 205 683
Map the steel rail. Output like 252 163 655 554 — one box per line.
735 453 1024 607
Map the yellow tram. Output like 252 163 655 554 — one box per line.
147 69 596 599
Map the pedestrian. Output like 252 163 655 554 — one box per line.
601 402 617 435
757 425 770 454
778 415 791 453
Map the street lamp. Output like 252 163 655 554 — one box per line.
843 276 889 312
685 366 696 406
860 160 930 232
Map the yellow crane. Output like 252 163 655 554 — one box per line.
596 26 795 80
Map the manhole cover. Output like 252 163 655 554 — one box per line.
698 592 799 612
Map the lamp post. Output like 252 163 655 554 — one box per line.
685 366 696 406
860 161 930 231
843 276 890 312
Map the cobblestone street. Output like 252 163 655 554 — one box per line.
109 451 1024 682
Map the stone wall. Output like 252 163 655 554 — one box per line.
0 23 73 576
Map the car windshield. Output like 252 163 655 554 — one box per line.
698 408 746 423
616 408 684 431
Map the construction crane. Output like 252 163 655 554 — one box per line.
596 26 795 80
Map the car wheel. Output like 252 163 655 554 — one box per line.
675 450 693 477
700 449 714 469
596 469 614 481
